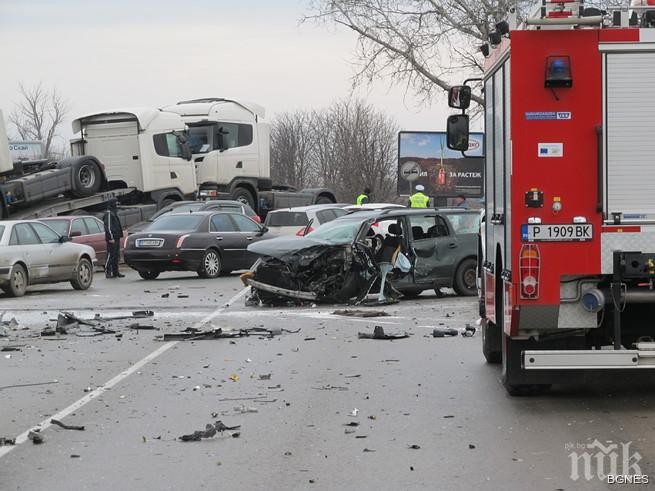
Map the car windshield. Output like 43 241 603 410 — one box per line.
266 211 309 227
151 203 204 220
305 219 363 244
145 215 203 232
187 126 212 154
41 220 68 236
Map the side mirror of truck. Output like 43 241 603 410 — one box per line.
448 85 472 110
447 114 470 152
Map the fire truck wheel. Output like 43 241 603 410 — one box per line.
453 258 477 296
481 320 501 364
502 334 551 396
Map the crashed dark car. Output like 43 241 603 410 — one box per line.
243 209 479 304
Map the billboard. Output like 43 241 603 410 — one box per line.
397 131 484 197
9 141 44 161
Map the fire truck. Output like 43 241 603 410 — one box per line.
446 2 655 395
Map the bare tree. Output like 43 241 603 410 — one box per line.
305 0 621 107
271 99 398 202
9 83 68 159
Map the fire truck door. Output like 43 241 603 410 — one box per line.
407 214 457 284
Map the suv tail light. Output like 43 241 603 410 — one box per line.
296 227 314 237
176 234 190 249
519 244 540 299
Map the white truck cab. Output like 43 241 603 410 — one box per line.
71 108 197 200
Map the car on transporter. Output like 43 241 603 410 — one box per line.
123 211 273 279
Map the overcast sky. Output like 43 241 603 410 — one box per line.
0 0 451 146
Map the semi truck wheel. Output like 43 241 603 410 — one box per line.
231 188 255 209
71 160 102 198
315 195 334 204
481 319 501 364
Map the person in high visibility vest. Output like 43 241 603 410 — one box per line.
356 188 371 205
408 185 430 208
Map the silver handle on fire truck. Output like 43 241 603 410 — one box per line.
596 125 603 215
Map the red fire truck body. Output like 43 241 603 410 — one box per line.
461 10 655 394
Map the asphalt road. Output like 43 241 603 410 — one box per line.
1 268 654 490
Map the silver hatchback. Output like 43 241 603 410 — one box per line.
0 220 97 297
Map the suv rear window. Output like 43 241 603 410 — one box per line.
265 212 309 227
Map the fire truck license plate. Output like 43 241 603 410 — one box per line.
522 224 593 242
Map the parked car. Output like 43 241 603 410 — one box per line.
127 200 260 234
0 220 97 297
39 215 123 266
343 203 406 213
244 208 478 304
264 205 348 236
124 211 273 279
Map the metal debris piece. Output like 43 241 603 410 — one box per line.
358 326 409 340
51 419 85 431
408 444 421 449
344 422 360 427
258 373 271 380
0 437 16 446
333 309 390 318
94 311 154 321
363 448 376 452
28 430 44 444
1 346 21 352
129 324 159 331
179 421 241 442
462 324 476 337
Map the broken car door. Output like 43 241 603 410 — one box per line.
407 214 458 286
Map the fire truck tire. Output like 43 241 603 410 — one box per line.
481 320 501 364
502 333 551 396
71 159 102 198
453 258 478 296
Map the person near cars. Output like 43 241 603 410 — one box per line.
454 194 469 209
356 188 371 205
103 198 124 278
408 185 430 208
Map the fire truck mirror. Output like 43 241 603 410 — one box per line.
446 114 470 152
448 85 471 110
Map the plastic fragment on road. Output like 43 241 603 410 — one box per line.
51 419 85 431
179 421 241 442
0 437 16 446
358 326 409 340
333 309 390 318
229 374 240 382
432 328 458 338
28 430 44 444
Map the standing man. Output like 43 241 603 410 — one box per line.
408 184 430 208
103 198 124 278
356 187 371 205
454 194 470 209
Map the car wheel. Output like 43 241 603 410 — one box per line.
138 270 160 280
453 258 477 296
71 258 94 290
198 249 221 278
5 264 28 297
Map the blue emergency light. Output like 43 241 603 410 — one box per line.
545 56 572 88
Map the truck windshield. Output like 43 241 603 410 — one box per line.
188 126 212 154
146 215 203 232
305 219 362 244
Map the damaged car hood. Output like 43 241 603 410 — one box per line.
247 236 336 258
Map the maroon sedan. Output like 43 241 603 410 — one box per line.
39 216 124 266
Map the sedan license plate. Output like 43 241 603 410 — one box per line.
521 224 592 242
136 238 164 248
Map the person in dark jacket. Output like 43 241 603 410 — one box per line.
103 198 124 278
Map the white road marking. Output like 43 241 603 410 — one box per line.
0 341 178 459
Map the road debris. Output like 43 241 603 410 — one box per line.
0 437 16 446
51 419 85 431
333 309 390 318
179 421 241 442
94 311 154 321
1 346 21 352
129 324 160 331
462 324 477 337
358 326 409 340
408 444 421 449
233 406 258 414
349 408 359 417
344 422 360 427
363 448 376 452
28 430 44 444
432 328 458 338
258 373 271 380
160 326 297 341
